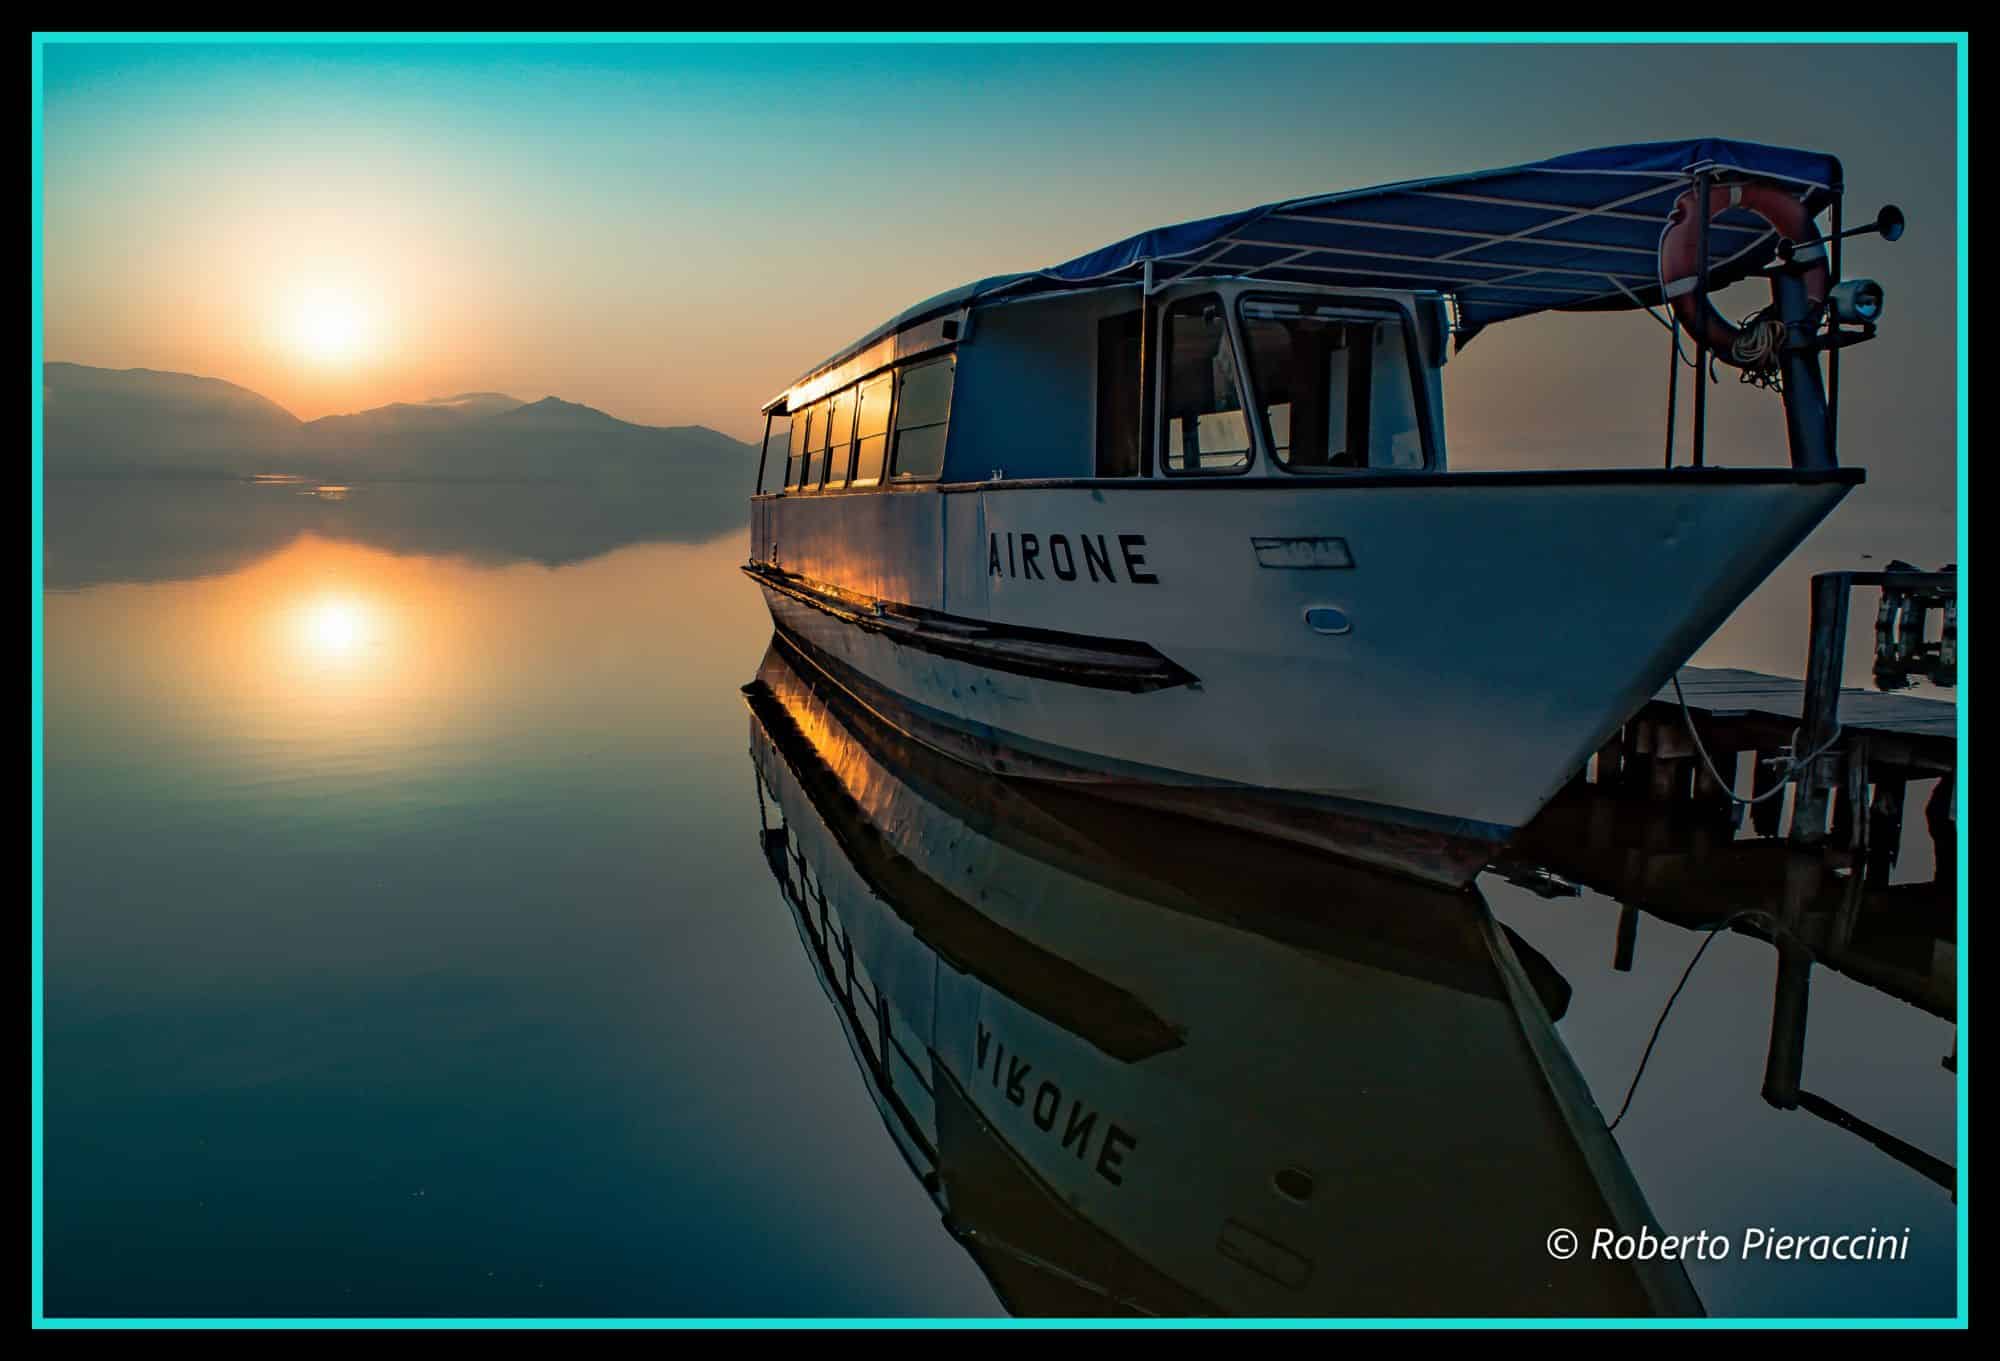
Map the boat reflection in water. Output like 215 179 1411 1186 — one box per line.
744 637 1704 1317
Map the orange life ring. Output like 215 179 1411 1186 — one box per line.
1659 181 1829 368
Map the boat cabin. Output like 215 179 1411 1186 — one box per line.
753 280 1454 493
753 137 1892 502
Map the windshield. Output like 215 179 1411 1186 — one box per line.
1160 294 1252 474
1238 297 1425 471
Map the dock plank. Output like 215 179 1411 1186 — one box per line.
1658 667 1956 741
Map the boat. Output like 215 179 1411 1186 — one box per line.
743 639 1706 1316
743 138 1901 886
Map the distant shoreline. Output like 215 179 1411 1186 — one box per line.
41 362 757 487
42 469 685 487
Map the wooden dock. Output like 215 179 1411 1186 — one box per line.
1657 666 1955 762
1497 569 1957 1194
1594 661 1955 875
1498 634 1957 1194
1583 557 1956 855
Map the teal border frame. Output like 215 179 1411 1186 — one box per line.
31 29 1968 1328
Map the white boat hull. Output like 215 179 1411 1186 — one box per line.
749 470 1856 884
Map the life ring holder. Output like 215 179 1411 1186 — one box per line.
1658 180 1829 370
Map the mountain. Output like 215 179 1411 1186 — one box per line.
300 391 526 442
497 395 633 432
43 363 307 477
421 392 524 418
42 363 757 501
303 400 509 443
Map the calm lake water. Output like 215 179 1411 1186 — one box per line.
39 480 1957 1319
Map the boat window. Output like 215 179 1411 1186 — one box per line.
851 372 892 489
890 356 954 482
1161 294 1251 474
1095 309 1142 477
803 398 831 489
1239 297 1425 471
824 385 857 490
787 406 811 490
760 413 790 494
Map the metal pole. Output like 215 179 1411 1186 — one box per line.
1691 170 1712 469
1663 314 1680 468
755 410 774 494
1773 267 1835 469
1828 194 1843 455
1138 260 1156 478
1791 572 1852 847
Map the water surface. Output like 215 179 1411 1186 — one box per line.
39 479 1956 1318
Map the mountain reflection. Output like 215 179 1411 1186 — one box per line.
42 476 749 590
743 637 1706 1318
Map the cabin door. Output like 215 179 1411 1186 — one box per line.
1095 310 1143 478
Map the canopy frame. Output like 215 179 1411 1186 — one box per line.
766 140 1850 470
968 140 1842 351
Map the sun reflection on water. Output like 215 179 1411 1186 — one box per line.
297 594 377 661
45 529 770 776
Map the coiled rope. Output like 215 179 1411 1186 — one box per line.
1731 314 1789 370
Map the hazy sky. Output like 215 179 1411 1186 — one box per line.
39 39 1958 514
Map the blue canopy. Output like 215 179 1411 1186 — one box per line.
977 137 1842 347
776 139 1844 406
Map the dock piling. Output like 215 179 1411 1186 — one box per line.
1791 573 1852 848
1925 774 1956 886
1750 753 1787 836
1595 728 1627 788
1762 945 1813 1110
1613 902 1639 972
1692 737 1739 814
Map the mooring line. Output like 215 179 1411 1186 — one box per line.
1606 909 1767 1132
1671 672 1844 808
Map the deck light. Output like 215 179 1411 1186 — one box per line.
1829 279 1885 325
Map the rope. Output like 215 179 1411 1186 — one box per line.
1670 672 1845 808
1599 676 1847 1130
1731 314 1788 370
1732 318 1788 394
1605 909 1768 1131
1607 275 1708 374
1611 277 1698 368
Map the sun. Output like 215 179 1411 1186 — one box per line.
287 287 372 365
